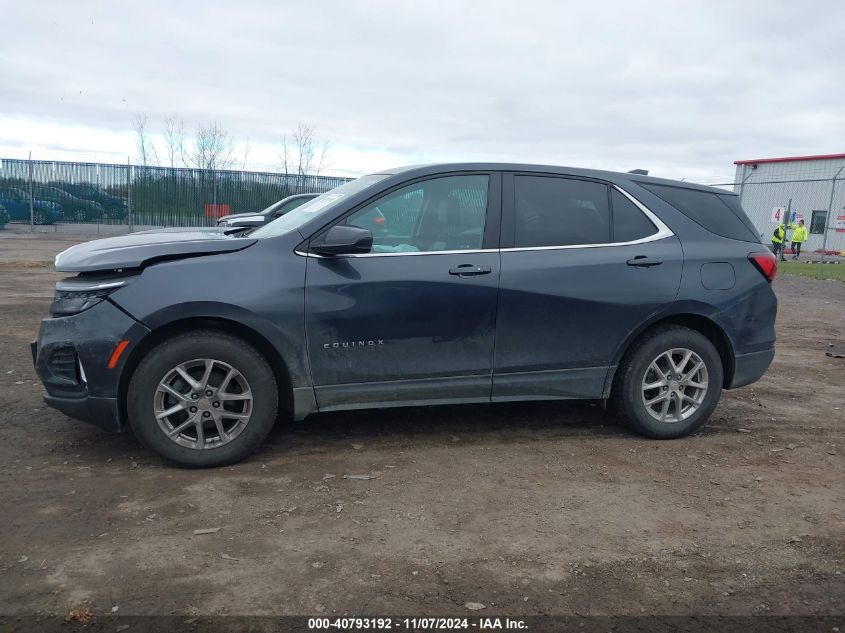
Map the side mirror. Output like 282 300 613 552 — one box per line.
311 225 373 256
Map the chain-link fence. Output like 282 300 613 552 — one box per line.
1 156 843 281
698 162 845 278
0 158 352 230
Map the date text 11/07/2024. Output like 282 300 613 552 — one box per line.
307 617 528 630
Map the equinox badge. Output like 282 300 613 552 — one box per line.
324 340 385 349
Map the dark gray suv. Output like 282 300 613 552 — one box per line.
32 163 777 467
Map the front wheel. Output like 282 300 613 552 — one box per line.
128 331 278 467
612 325 723 439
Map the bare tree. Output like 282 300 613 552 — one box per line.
280 123 329 192
163 115 185 168
180 122 236 219
184 122 235 171
133 113 159 166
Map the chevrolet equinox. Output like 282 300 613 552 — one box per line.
32 164 777 467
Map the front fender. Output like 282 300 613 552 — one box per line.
133 300 310 388
108 244 309 387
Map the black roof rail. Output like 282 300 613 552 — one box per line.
627 169 649 175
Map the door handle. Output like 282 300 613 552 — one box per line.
449 264 492 277
626 256 663 268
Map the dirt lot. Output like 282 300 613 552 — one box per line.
0 230 843 618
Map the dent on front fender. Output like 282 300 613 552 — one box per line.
107 251 311 388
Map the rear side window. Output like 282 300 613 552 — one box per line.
514 176 610 247
611 189 656 242
640 183 759 242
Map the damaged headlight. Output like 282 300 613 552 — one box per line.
50 275 136 316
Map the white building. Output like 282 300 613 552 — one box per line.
733 153 845 254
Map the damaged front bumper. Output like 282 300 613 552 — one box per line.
32 299 150 432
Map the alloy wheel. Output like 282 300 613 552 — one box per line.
154 358 253 450
641 348 708 424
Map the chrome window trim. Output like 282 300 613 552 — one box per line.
295 183 673 258
613 184 673 241
296 248 497 258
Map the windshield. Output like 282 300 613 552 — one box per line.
251 175 388 238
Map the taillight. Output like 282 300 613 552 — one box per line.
749 252 777 282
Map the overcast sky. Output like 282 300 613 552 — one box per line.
1 0 843 181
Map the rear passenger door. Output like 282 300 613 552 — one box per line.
493 174 683 401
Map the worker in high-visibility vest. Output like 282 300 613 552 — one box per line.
771 223 786 260
791 219 808 260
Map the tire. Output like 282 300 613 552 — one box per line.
33 210 47 224
611 325 723 439
128 330 278 467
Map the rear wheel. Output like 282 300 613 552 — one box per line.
128 331 278 467
612 325 723 439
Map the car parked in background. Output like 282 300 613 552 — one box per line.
216 193 318 228
33 163 777 467
30 185 106 222
59 183 128 219
0 186 64 224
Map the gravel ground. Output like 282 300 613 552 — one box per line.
0 231 843 619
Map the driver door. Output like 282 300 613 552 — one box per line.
304 172 501 411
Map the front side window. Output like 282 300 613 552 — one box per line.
514 176 610 247
810 210 826 234
340 175 489 253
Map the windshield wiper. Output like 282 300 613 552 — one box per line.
223 226 254 237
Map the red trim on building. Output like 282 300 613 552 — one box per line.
734 153 845 166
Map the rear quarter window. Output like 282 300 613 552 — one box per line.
639 183 760 243
717 193 763 242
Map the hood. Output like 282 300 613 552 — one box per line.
55 229 258 272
